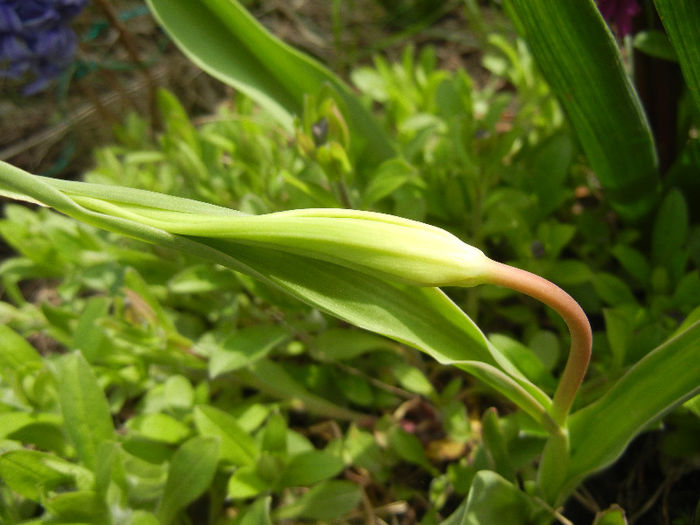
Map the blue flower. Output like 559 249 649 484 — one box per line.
0 0 88 95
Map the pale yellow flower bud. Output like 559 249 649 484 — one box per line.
109 205 491 287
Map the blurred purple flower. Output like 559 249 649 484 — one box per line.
596 0 641 38
0 0 88 95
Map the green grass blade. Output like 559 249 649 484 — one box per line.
505 0 659 219
563 320 700 495
654 0 700 113
145 0 395 168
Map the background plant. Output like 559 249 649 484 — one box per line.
0 1 699 524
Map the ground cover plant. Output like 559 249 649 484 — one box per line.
0 0 699 524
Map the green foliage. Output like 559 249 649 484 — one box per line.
504 0 659 219
0 0 699 522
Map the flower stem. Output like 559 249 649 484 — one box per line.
485 261 592 426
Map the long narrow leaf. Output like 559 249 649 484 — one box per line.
145 0 395 169
563 321 700 495
504 0 658 219
654 0 700 113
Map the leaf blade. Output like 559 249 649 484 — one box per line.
565 321 700 494
505 0 658 218
654 0 700 113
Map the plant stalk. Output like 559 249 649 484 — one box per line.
485 261 592 426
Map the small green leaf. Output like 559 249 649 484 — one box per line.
168 264 240 294
0 325 42 377
651 189 688 265
0 449 72 501
261 412 287 455
593 504 628 525
227 465 268 499
274 480 362 521
528 331 560 372
362 158 416 207
156 436 220 525
193 405 258 466
277 450 345 488
633 30 677 61
72 296 111 363
344 425 384 475
43 490 108 522
311 328 395 361
445 470 545 525
208 325 289 377
390 361 436 398
162 375 194 411
239 496 273 525
389 426 435 474
0 412 61 440
56 352 115 469
603 308 632 370
481 408 516 482
241 359 366 421
126 413 191 444
593 273 636 306
130 511 161 525
611 244 650 284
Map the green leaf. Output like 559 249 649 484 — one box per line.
145 0 394 169
390 361 436 398
565 321 700 496
651 189 688 265
505 0 658 219
593 505 628 525
274 480 362 521
0 449 72 501
633 30 677 61
239 497 273 525
227 465 268 499
43 490 108 522
162 375 195 411
654 0 700 112
361 158 416 208
56 352 115 469
72 295 111 363
208 325 289 377
261 412 287 455
240 359 367 421
277 450 345 488
611 244 650 284
481 408 516 482
0 412 62 440
442 470 546 525
603 308 632 370
156 436 220 525
311 328 396 361
168 264 240 294
0 325 42 377
592 273 636 306
126 413 192 444
193 405 258 466
388 426 435 474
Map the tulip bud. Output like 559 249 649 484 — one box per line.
112 205 491 287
